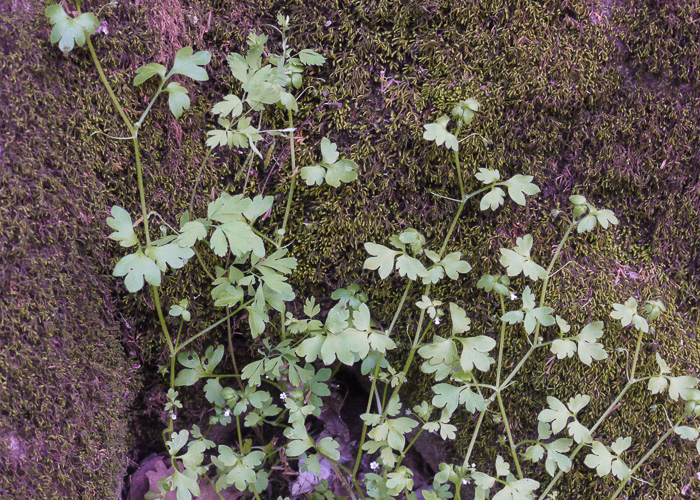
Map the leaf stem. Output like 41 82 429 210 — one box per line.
496 390 524 479
174 301 252 354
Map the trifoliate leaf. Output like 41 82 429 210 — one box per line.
45 5 99 53
212 94 243 117
577 214 596 233
644 300 666 322
168 46 211 81
493 478 540 500
317 437 340 461
363 243 399 279
591 207 618 229
423 116 458 151
610 297 649 332
107 206 138 247
298 48 326 66
504 174 540 206
567 394 591 414
538 397 570 435
134 63 167 86
584 441 614 477
475 168 500 185
499 235 547 281
164 81 190 118
567 421 592 444
145 243 194 272
481 187 506 211
113 250 161 292
544 438 572 476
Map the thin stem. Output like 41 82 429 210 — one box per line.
609 412 687 499
396 428 425 468
496 294 507 387
174 302 252 354
153 287 174 355
496 391 523 479
629 327 645 382
189 148 213 214
85 37 135 136
352 282 412 478
133 138 151 245
277 108 297 248
135 82 166 130
463 407 488 466
192 247 215 281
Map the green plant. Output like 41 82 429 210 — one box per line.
46 4 700 499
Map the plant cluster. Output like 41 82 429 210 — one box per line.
46 4 700 500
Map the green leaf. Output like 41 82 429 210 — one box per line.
440 252 472 279
610 297 648 332
499 235 547 281
176 220 207 248
325 159 359 187
204 378 226 406
574 321 607 365
300 165 326 185
363 243 399 279
107 206 138 247
174 368 199 386
481 187 506 211
538 396 570 435
45 5 99 53
475 168 500 184
165 82 191 118
457 336 496 372
504 174 540 206
648 376 669 394
113 250 161 292
584 441 613 477
673 425 699 441
567 421 592 444
319 137 339 164
212 94 243 117
495 456 510 477
551 339 576 360
525 444 545 462
298 48 326 65
493 478 540 500
317 437 340 461
668 376 700 401
423 116 458 151
396 254 429 280
134 63 167 86
169 47 211 81
145 243 194 272
544 439 572 476
449 303 471 334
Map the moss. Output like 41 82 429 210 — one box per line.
0 4 137 498
7 0 700 497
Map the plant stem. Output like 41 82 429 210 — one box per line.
496 391 524 479
629 327 645 382
277 108 297 248
609 412 687 500
174 302 252 354
153 287 174 354
84 37 135 136
463 407 487 466
188 148 212 214
352 282 412 479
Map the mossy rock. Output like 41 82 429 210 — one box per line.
5 0 700 498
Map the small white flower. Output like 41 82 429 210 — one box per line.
462 478 471 485
472 463 476 468
510 292 518 301
171 413 177 420
224 409 230 417
370 461 379 470
697 471 700 480
434 317 441 325
280 393 287 401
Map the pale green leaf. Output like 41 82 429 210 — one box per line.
107 206 138 247
450 303 471 334
440 252 472 279
165 81 191 118
495 456 510 477
46 5 99 53
145 242 194 272
212 94 243 117
134 63 167 86
325 159 359 187
113 250 161 292
396 254 429 280
481 187 505 211
298 48 326 65
475 168 500 185
505 174 539 206
575 321 607 365
176 220 207 248
551 339 576 359
423 116 458 151
363 243 398 279
457 336 496 372
169 47 211 81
